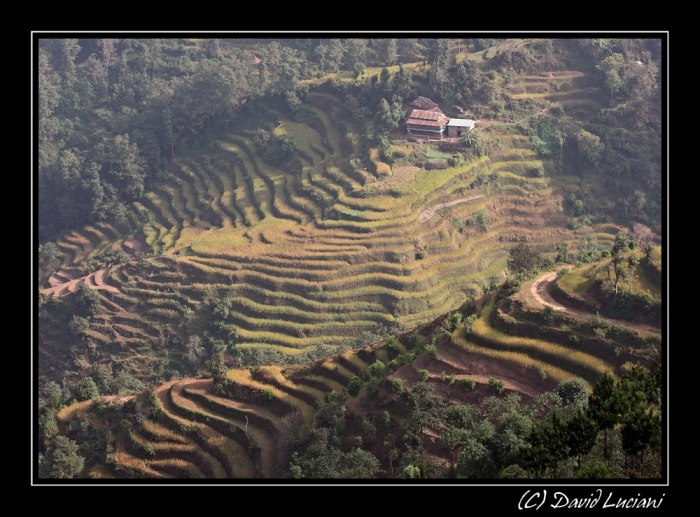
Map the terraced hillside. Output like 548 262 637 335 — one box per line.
41 87 619 371
37 38 664 482
62 342 388 478
54 321 550 479
59 275 660 480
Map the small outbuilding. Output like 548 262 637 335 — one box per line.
409 96 441 111
446 118 475 138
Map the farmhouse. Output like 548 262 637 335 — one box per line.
405 96 474 140
406 109 450 138
446 118 475 138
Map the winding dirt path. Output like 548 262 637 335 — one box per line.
418 195 484 223
528 271 661 335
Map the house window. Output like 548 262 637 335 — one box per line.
457 130 462 136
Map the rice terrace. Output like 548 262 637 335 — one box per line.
36 36 665 482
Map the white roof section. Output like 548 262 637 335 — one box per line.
447 119 475 127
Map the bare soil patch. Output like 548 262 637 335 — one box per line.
124 239 147 257
48 270 79 287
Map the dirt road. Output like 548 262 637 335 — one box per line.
528 271 661 335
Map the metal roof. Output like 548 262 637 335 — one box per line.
409 109 447 121
407 118 448 127
447 119 475 127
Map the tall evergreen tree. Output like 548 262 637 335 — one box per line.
567 409 599 470
587 372 624 458
621 404 661 474
381 38 398 66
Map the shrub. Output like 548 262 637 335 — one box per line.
39 242 61 269
213 297 232 319
418 369 430 382
488 377 505 394
69 315 90 337
416 250 427 260
210 354 227 376
425 345 437 358
262 388 274 402
77 282 101 317
74 377 99 401
500 464 529 479
588 312 606 329
463 315 477 335
459 378 476 391
425 160 449 170
640 292 655 311
184 336 205 365
508 243 541 275
555 243 569 263
404 464 422 479
539 256 554 269
385 336 398 351
109 371 145 395
387 359 400 372
366 377 382 397
325 390 338 403
442 312 463 334
467 210 489 232
369 360 386 378
568 194 584 216
408 331 426 352
347 376 363 397
542 305 555 324
577 461 610 479
40 436 85 479
557 378 589 407
392 378 405 392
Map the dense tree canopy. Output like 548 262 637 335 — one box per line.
40 436 85 479
507 243 541 275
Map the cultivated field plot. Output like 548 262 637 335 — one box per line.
42 91 580 364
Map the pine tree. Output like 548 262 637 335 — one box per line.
587 372 624 459
567 409 599 471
